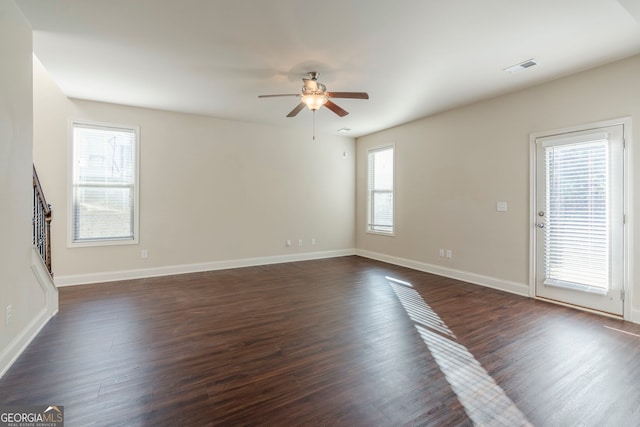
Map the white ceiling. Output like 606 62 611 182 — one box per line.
15 0 640 138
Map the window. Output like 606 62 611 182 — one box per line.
70 122 139 245
367 145 394 234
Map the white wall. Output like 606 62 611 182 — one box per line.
0 0 57 376
33 62 356 284
356 54 640 320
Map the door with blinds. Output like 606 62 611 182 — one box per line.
534 124 625 316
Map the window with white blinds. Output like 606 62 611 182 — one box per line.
71 122 139 245
367 145 394 234
544 139 609 290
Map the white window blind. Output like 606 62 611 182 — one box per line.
71 122 138 244
544 139 609 290
367 146 394 234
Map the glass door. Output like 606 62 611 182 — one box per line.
534 125 624 316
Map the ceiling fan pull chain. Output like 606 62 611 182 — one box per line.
313 110 316 141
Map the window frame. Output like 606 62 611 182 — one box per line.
68 120 140 247
367 144 395 236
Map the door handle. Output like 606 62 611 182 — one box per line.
536 223 545 229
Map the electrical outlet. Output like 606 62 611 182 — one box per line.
446 249 453 259
6 305 12 326
140 249 149 259
439 249 445 257
311 238 317 245
286 240 291 247
298 239 303 247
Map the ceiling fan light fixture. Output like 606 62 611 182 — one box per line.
301 94 328 110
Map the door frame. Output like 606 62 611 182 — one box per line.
529 117 633 320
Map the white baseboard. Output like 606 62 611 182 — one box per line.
632 308 640 324
356 249 530 297
1 250 58 378
0 307 50 378
55 249 357 286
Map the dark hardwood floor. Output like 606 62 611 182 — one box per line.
1 256 640 426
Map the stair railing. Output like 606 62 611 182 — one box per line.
33 165 53 276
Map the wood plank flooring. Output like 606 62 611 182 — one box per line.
1 256 640 426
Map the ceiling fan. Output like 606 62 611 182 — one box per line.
258 71 369 117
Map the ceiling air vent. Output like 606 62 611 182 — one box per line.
504 59 537 74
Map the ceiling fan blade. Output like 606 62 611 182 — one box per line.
287 102 306 117
324 100 349 117
326 92 369 99
258 94 300 98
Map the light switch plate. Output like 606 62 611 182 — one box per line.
496 202 508 212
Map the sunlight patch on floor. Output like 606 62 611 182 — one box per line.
387 278 532 427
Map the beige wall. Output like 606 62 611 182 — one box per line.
356 54 640 318
33 61 356 283
1 0 56 376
